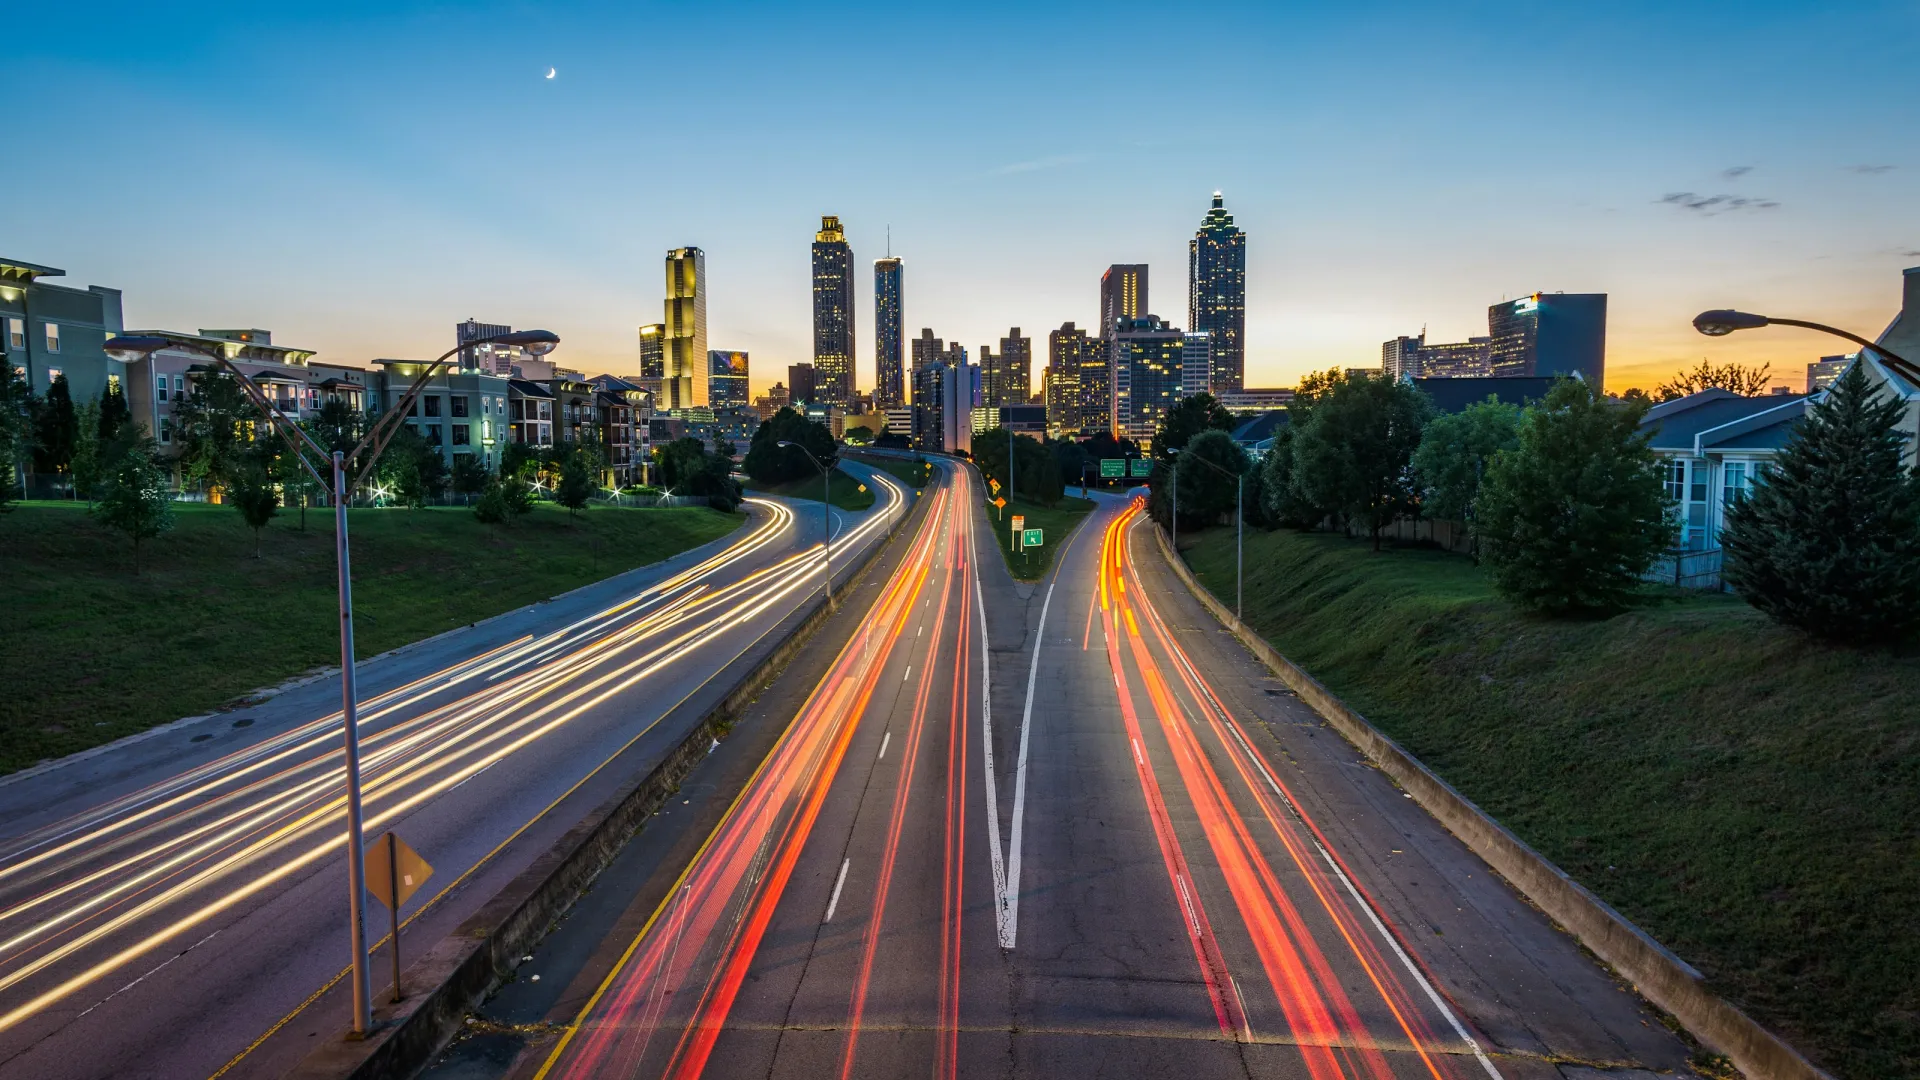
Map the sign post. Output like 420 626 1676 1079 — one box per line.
365 832 434 1004
1011 514 1025 552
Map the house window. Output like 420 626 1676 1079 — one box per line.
44 324 60 353
452 424 471 446
426 424 442 443
157 375 169 402
159 418 172 444
1663 458 1686 504
424 395 441 418
107 373 121 393
173 375 184 397
6 318 22 351
47 367 63 383
451 395 469 418
1723 462 1750 506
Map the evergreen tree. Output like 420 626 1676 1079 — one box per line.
32 373 78 477
94 439 175 573
1720 362 1920 643
226 457 281 557
1151 393 1235 462
98 381 133 443
555 444 600 517
70 400 103 503
1476 380 1675 614
451 453 491 502
473 480 513 527
0 362 29 511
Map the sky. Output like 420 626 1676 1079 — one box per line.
7 1 1918 397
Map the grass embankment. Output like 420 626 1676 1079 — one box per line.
1181 526 1919 1079
744 467 875 511
986 495 1095 581
865 457 934 492
0 500 745 774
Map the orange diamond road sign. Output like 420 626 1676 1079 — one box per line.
365 832 433 909
992 496 1006 508
988 477 1000 492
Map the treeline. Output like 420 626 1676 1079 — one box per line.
1152 365 1920 640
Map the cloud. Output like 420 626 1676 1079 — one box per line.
1659 191 1781 214
1903 249 1920 259
1721 165 1753 179
1849 164 1896 174
989 154 1085 176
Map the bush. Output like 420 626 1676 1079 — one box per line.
93 440 175 572
1476 380 1674 614
1720 361 1920 643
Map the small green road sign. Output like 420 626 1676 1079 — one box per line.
1130 458 1153 478
1099 458 1125 479
1022 529 1044 547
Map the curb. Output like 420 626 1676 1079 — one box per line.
1149 521 1831 1080
278 476 928 1080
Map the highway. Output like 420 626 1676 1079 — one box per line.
0 467 906 1080
522 482 1696 1079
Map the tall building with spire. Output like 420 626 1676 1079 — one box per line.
812 216 856 407
1189 192 1246 394
663 247 707 408
874 257 904 410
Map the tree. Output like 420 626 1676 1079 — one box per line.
1476 380 1676 615
70 399 103 504
379 424 446 509
1151 429 1247 529
172 370 255 494
743 408 836 485
554 443 600 517
1719 362 1920 643
31 373 78 478
1411 397 1522 537
1151 393 1235 462
843 425 875 445
94 439 175 573
226 457 281 557
0 362 30 511
1289 372 1433 549
1050 436 1090 491
451 453 491 502
98 380 133 444
1656 358 1773 402
657 436 741 509
473 480 513 527
973 428 1064 507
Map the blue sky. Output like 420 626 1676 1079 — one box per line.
9 1 1917 393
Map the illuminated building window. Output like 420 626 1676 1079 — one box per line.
44 323 60 353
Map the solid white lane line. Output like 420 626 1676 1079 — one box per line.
976 558 1007 950
999 581 1053 949
825 858 850 922
878 731 891 761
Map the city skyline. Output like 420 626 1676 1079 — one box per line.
7 2 1916 398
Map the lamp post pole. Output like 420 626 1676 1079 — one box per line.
104 327 559 1036
1174 448 1248 622
1692 309 1919 383
779 441 832 608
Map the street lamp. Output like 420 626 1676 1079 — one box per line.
1692 310 1919 383
778 440 833 607
1169 445 1248 622
104 326 558 1037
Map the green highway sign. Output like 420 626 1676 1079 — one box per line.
1022 529 1044 547
1099 458 1125 478
1130 458 1153 478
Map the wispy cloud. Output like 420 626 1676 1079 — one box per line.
1849 164 1896 174
1659 191 1780 214
1721 165 1753 179
1903 249 1920 259
989 154 1085 176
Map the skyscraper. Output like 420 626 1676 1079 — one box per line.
1100 264 1148 339
874 257 904 410
637 323 665 402
1046 322 1092 433
1110 315 1184 447
664 248 707 408
988 328 1031 406
456 319 513 375
709 349 749 409
788 362 817 406
911 328 942 380
1181 331 1212 397
1487 293 1607 384
812 216 856 407
1188 192 1246 394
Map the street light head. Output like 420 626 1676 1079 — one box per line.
496 329 560 356
102 334 172 363
776 440 794 448
1693 310 1770 337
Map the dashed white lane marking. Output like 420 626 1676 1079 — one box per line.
825 858 850 922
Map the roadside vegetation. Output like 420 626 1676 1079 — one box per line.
985 493 1094 580
0 501 743 773
1161 363 1920 1077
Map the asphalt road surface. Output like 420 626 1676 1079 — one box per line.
518 481 1697 1080
0 468 905 1080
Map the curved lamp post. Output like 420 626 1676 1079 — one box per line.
1691 310 1919 384
1169 445 1247 622
778 440 833 608
105 327 558 1036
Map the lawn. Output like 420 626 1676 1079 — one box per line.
863 456 934 493
0 500 744 774
1181 526 1920 1079
743 467 875 512
985 494 1095 581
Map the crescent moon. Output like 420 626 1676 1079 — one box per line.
545 67 556 79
